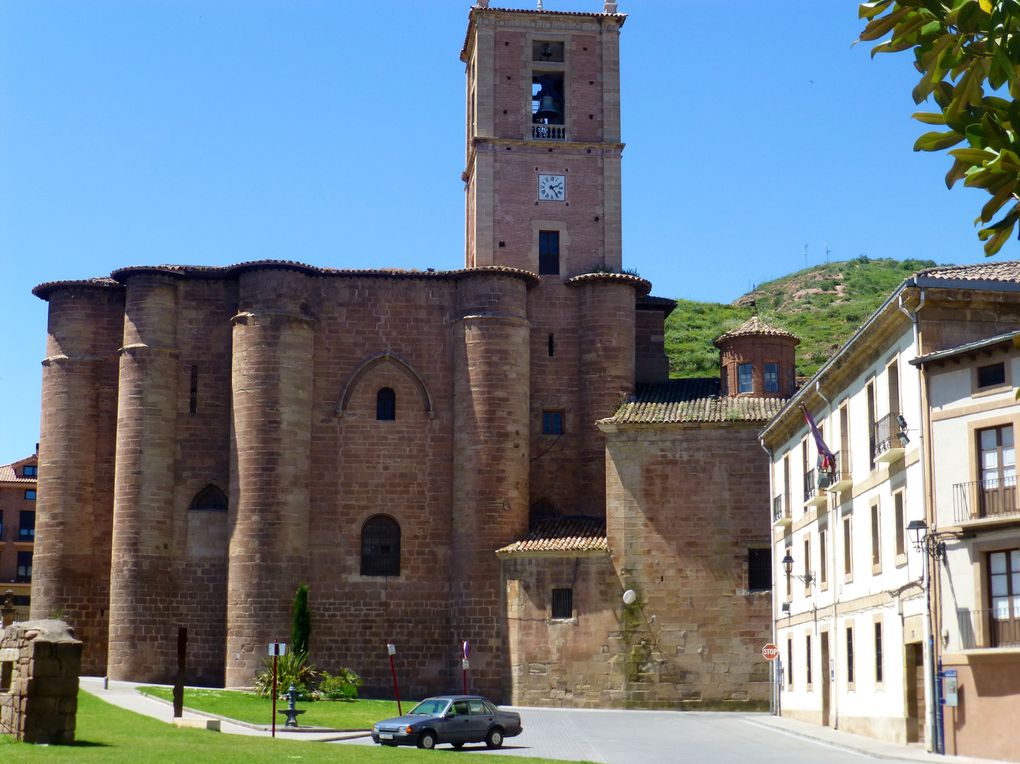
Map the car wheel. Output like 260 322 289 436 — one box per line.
418 730 438 750
485 727 504 749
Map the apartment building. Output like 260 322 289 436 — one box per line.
0 452 37 621
761 261 1020 749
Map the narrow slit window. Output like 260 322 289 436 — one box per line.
189 365 199 415
548 333 555 357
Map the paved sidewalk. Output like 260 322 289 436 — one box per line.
747 714 1008 764
77 677 369 742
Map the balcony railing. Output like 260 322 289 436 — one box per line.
956 607 1020 649
872 413 906 463
830 449 852 490
773 494 790 525
804 469 817 501
952 477 1020 523
531 124 566 141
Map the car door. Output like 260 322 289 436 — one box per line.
466 698 493 742
444 700 472 744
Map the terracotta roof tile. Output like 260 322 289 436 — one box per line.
713 316 799 346
0 457 37 484
604 379 788 425
496 517 608 556
917 260 1020 283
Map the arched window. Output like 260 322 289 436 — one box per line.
361 515 400 576
376 387 396 420
190 485 228 512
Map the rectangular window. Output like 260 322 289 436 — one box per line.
532 72 565 127
538 230 560 275
532 40 565 62
738 363 753 393
764 362 779 393
189 365 199 415
787 637 793 688
843 514 853 580
22 465 37 477
819 528 828 587
548 333 555 357
24 489 36 501
894 491 905 557
18 511 35 541
978 425 1016 518
748 548 771 592
874 621 884 684
846 626 855 686
551 587 573 619
803 536 812 592
542 409 564 435
978 361 1006 389
871 501 881 571
988 549 1020 647
887 360 900 416
785 545 792 598
16 551 32 582
783 454 791 519
866 379 877 469
806 634 813 687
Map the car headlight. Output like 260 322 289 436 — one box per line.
373 724 379 732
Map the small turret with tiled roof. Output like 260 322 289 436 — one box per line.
714 316 800 399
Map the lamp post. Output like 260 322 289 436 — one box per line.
906 518 948 755
781 552 814 586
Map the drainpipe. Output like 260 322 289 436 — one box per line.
761 437 778 716
899 288 938 752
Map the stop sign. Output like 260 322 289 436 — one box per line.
762 643 780 661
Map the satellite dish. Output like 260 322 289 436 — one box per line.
622 589 637 605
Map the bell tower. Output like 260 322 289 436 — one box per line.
461 2 626 277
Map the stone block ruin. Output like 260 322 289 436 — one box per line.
0 619 82 744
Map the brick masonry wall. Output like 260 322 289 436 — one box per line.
33 285 122 676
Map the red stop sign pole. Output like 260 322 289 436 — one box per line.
387 643 402 716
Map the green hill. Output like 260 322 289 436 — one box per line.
664 257 942 380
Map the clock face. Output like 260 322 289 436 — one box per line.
538 174 566 201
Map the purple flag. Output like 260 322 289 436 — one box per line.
801 404 835 473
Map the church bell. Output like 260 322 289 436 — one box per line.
534 91 563 123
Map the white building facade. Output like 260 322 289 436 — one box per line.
761 261 1020 750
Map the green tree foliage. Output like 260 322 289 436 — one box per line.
859 0 1020 254
292 583 311 657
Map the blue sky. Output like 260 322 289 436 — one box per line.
0 0 1002 465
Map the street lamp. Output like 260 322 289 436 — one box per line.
781 552 813 585
906 519 946 560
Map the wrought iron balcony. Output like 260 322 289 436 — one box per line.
830 450 852 491
955 607 1020 649
773 495 790 526
953 477 1020 523
872 413 906 463
803 469 828 508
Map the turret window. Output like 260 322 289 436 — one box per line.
738 363 753 393
764 362 779 393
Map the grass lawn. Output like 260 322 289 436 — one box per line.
0 691 575 763
139 686 400 729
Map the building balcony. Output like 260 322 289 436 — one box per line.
956 607 1020 649
531 123 566 141
803 469 828 508
830 450 852 491
953 478 1020 524
872 413 906 464
773 495 791 527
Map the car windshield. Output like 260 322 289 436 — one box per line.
408 699 449 716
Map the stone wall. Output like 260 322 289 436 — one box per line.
0 620 81 744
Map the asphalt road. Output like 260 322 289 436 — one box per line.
341 707 922 763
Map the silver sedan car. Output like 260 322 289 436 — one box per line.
371 694 523 750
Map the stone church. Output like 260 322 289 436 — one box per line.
30 3 790 707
